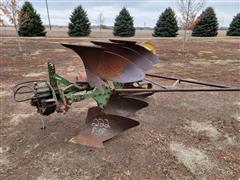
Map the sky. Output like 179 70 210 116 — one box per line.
2 0 240 27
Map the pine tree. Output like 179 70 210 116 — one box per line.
227 13 240 36
113 7 135 37
192 7 218 37
153 7 178 37
68 6 91 36
18 1 46 37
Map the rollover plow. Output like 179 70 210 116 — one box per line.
13 40 240 148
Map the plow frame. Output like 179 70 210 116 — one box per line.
115 73 240 94
47 62 112 109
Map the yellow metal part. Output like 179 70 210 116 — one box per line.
142 41 157 55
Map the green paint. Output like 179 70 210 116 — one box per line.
65 86 112 108
53 74 71 86
113 82 124 89
91 87 112 108
47 61 113 109
48 62 58 89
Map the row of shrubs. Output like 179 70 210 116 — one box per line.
18 1 240 37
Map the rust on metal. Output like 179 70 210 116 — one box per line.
85 69 106 90
109 39 160 64
104 95 149 117
62 44 145 88
91 41 153 71
109 39 136 44
70 114 139 148
85 106 104 123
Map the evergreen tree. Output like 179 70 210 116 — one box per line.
113 7 135 37
226 13 240 36
68 6 91 36
18 1 46 37
192 7 218 37
153 7 178 37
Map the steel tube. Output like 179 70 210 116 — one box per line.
146 73 231 88
115 88 240 93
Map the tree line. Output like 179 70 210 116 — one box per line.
3 1 240 37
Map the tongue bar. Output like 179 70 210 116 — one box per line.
109 39 160 64
70 114 139 148
91 41 153 71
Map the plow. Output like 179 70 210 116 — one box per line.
13 39 240 148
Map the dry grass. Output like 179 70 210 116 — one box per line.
0 27 236 39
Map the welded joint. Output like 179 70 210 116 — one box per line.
172 80 180 87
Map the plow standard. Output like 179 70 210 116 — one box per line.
13 40 240 148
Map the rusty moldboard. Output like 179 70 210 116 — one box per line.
91 41 153 71
70 113 140 148
62 44 145 88
109 39 160 64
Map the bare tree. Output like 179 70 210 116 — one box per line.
176 0 205 51
0 0 23 51
218 17 225 29
98 12 105 32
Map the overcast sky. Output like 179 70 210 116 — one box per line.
3 0 240 27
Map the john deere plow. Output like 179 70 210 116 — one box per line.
13 39 240 148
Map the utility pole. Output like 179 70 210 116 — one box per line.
45 0 51 30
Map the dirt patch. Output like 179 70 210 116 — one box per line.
173 62 184 67
211 55 219 59
235 102 240 106
153 63 166 68
31 50 41 56
235 115 240 122
0 90 11 98
190 59 238 66
170 142 214 176
190 59 211 65
67 66 75 72
0 147 10 154
0 156 9 167
185 120 220 140
10 113 35 126
55 49 66 52
0 146 10 173
22 72 46 78
199 50 213 54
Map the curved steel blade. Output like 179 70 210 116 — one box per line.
104 95 148 117
85 69 106 91
109 39 159 64
62 44 145 85
70 114 139 148
85 106 103 123
91 41 153 71
109 39 136 44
